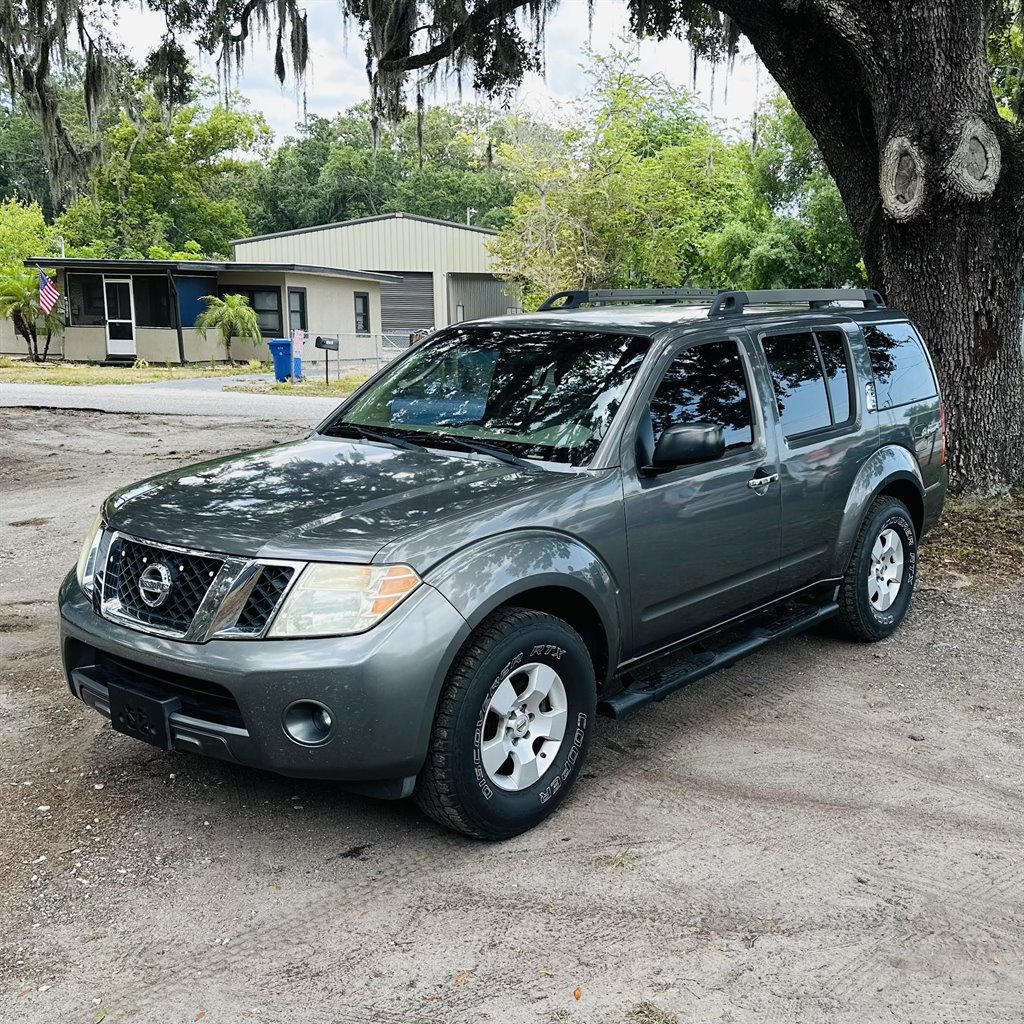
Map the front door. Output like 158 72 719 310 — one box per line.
622 335 783 657
104 278 136 357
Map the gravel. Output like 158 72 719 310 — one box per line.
1 407 1022 1024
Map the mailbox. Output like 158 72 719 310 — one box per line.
314 334 340 351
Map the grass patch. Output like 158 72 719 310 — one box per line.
224 376 367 398
921 490 1023 580
0 359 270 386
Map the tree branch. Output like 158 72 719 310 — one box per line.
377 0 538 73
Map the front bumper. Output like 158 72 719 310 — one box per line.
59 570 471 794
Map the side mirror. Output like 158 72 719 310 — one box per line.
646 422 725 472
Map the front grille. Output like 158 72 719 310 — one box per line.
235 565 294 634
103 536 223 634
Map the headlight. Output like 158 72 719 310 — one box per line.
268 563 421 638
76 513 104 594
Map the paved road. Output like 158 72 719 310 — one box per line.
0 381 338 425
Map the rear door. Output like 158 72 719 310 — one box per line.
755 323 875 591
621 332 783 656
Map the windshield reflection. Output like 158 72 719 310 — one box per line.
324 326 652 465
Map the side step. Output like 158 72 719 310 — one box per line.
598 601 839 719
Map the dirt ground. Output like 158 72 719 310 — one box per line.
1 407 1022 1024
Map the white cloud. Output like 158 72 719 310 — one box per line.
104 0 772 141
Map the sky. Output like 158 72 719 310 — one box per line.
108 0 770 142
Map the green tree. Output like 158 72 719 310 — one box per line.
989 10 1022 120
54 88 270 258
702 94 865 289
0 197 56 270
492 51 755 308
0 266 64 361
242 103 520 236
194 293 262 365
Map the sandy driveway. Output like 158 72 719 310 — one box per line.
1 407 1022 1024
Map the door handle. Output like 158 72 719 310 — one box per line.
747 472 779 489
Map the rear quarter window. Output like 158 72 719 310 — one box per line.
862 322 938 409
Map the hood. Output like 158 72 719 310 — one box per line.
104 436 552 562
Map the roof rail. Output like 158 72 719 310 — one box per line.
537 287 721 311
707 288 885 317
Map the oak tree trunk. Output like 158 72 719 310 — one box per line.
718 0 1024 493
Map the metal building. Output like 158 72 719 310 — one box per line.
231 212 519 340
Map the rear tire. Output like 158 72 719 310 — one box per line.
414 607 596 840
835 495 918 642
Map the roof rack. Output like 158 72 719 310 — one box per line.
537 287 721 311
708 288 885 317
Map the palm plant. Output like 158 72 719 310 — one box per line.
0 267 64 362
194 293 263 366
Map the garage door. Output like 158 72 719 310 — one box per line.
373 272 435 334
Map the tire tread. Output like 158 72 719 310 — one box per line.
835 495 914 642
414 606 589 840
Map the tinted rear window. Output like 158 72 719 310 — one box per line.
815 330 852 423
862 322 937 408
761 333 832 436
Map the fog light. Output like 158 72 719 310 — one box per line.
282 700 335 746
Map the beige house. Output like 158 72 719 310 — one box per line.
232 212 520 336
13 258 395 364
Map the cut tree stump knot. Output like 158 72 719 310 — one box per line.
946 117 1001 199
881 136 926 221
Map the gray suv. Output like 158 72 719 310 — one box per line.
59 288 948 839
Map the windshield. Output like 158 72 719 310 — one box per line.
323 326 652 465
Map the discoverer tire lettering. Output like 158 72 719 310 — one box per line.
415 607 596 840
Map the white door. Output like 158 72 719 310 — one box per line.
104 278 136 356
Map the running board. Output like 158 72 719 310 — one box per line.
598 601 839 719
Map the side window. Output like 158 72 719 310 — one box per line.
354 292 371 334
815 329 853 424
761 332 832 437
862 321 938 409
288 288 307 332
66 273 105 326
221 286 282 335
133 277 173 328
649 340 754 450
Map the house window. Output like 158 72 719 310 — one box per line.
66 274 105 326
288 288 307 333
132 276 173 328
221 286 282 335
354 292 371 334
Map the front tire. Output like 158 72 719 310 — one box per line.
836 495 918 642
415 607 596 840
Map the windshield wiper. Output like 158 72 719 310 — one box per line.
325 423 428 453
430 434 541 471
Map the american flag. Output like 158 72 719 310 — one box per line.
38 269 59 316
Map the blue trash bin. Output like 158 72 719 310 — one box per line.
268 339 291 382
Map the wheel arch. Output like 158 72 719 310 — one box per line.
832 445 925 576
426 531 621 690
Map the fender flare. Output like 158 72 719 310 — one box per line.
426 529 622 686
831 445 925 576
